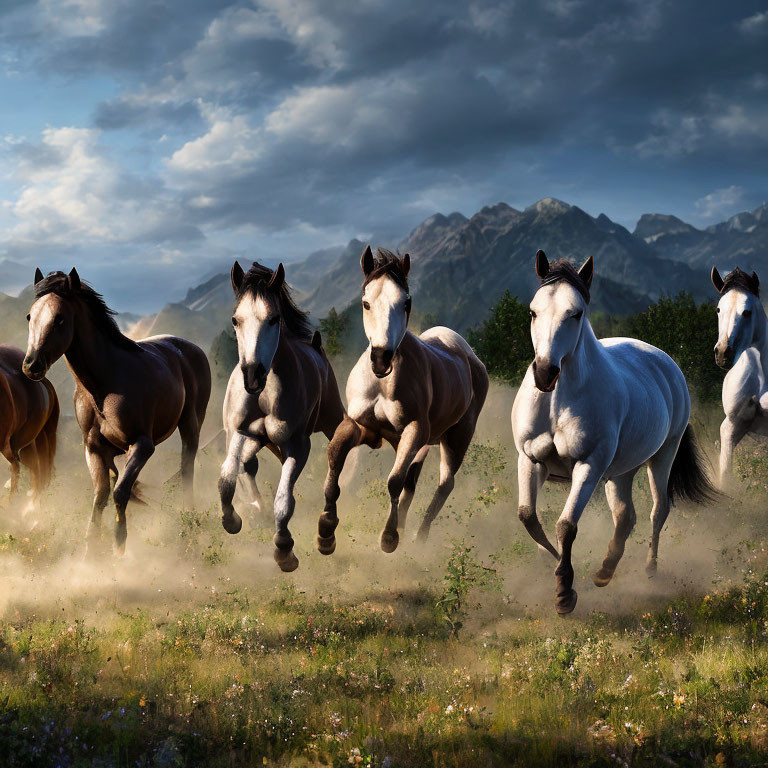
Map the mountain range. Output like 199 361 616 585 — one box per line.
119 197 766 352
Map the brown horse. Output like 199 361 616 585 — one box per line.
23 268 211 554
317 247 489 555
0 345 58 508
219 261 345 571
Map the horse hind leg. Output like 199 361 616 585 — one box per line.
593 469 637 587
645 438 679 578
178 408 201 510
398 445 429 532
416 421 473 544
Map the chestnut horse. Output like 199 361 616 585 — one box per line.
0 344 58 508
23 268 211 555
317 246 488 556
219 261 345 571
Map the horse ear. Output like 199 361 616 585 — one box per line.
752 271 760 291
34 267 43 285
402 253 411 277
68 267 81 291
578 256 594 289
711 266 724 293
231 261 244 293
361 245 374 277
269 262 285 289
535 249 549 279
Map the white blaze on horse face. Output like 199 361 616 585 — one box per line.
233 294 280 371
716 289 757 364
529 282 586 372
362 276 409 353
23 294 73 378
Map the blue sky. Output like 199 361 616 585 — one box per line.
1 0 766 312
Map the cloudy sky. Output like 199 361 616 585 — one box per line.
0 0 766 311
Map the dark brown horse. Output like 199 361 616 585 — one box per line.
23 268 211 554
0 345 58 509
219 261 346 571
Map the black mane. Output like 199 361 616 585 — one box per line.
236 262 314 340
34 272 137 350
539 259 590 304
722 267 760 298
362 248 409 291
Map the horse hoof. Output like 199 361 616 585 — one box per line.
645 559 658 578
555 589 578 615
221 511 242 535
380 530 399 553
592 568 613 588
274 548 299 572
316 534 336 555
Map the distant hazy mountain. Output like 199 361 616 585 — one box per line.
633 202 768 272
0 259 34 297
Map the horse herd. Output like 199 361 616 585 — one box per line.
0 248 763 613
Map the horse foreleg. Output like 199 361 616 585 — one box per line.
719 415 748 488
398 445 429 532
318 416 364 556
517 453 558 559
219 432 249 534
84 444 111 558
381 421 429 553
273 435 311 572
593 469 637 587
112 436 155 555
554 460 604 615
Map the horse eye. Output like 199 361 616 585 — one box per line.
716 308 720 313
573 311 583 320
231 316 238 327
269 316 280 326
26 314 30 322
363 301 371 311
529 310 536 319
54 314 64 325
743 309 752 318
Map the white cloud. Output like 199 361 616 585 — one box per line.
2 126 192 248
739 10 768 36
694 185 745 219
265 79 416 148
166 107 262 175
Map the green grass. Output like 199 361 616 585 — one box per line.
1 391 768 766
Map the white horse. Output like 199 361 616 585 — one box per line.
711 266 768 484
512 251 715 614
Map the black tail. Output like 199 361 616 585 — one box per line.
668 424 718 506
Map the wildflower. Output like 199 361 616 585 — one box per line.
673 692 686 708
445 704 454 714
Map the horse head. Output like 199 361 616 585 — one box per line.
529 250 593 392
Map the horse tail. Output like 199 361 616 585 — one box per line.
668 424 718 506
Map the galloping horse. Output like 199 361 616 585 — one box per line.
317 246 488 556
219 261 345 572
512 251 715 614
23 268 211 554
711 266 768 484
0 345 58 508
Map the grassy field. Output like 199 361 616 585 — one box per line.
2 382 768 766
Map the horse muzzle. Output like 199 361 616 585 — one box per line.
242 363 267 395
370 347 394 378
532 359 560 392
714 344 734 370
22 355 47 381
